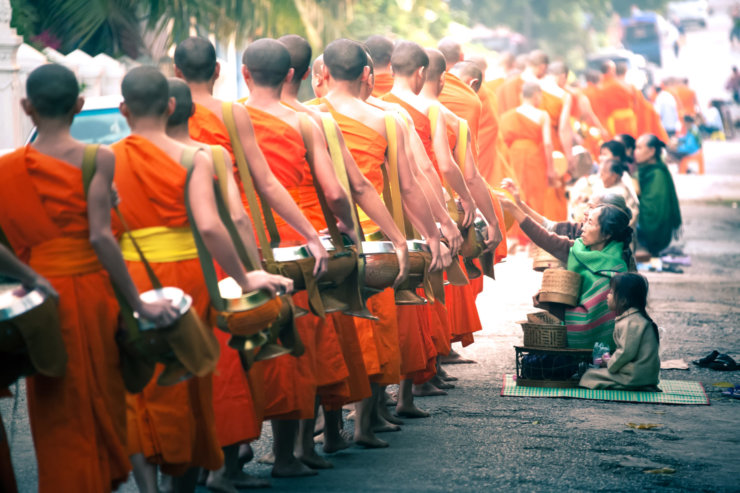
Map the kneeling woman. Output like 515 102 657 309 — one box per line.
502 200 633 351
580 273 660 390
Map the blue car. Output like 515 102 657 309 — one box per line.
621 13 663 66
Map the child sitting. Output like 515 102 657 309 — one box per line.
580 273 661 391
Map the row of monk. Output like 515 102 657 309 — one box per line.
0 33 513 493
0 30 686 491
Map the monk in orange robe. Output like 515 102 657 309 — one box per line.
243 38 364 475
279 34 414 449
594 61 637 137
164 78 275 490
0 64 182 493
322 39 448 432
500 82 553 220
115 66 292 491
366 35 395 97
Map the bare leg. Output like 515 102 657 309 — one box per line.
169 467 199 493
296 398 333 469
238 443 254 469
370 385 402 432
436 359 458 381
207 444 270 492
395 378 430 418
413 380 448 396
376 386 403 426
130 453 158 493
271 420 317 478
439 348 476 364
353 383 389 448
322 408 352 453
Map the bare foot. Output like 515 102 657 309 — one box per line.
430 375 454 389
441 374 458 381
412 382 448 397
313 432 324 444
271 458 318 478
257 452 275 465
354 434 389 448
238 443 255 468
230 471 271 489
383 389 398 406
440 350 476 365
377 404 404 425
322 433 352 454
297 451 334 470
345 409 356 421
395 404 430 419
373 422 401 433
205 474 238 493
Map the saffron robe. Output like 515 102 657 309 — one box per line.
113 136 223 475
594 76 637 137
372 73 394 98
0 146 130 492
496 75 524 117
500 110 548 214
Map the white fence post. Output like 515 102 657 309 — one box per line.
0 0 23 149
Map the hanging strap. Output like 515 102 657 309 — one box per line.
221 101 276 263
297 113 346 254
210 145 259 272
383 114 409 235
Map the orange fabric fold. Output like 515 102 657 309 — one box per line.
594 76 636 135
439 72 482 153
478 83 517 187
500 111 548 214
382 93 439 174
372 73 395 98
29 236 102 277
496 75 524 116
112 136 223 474
189 103 235 163
0 146 129 492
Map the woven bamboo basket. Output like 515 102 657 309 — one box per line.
539 269 582 307
526 311 563 325
519 321 567 348
533 247 565 272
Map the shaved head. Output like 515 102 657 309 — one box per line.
549 61 568 76
500 52 515 70
615 61 628 76
312 55 324 76
437 38 462 67
174 37 217 82
467 55 487 74
451 61 482 92
600 59 616 75
243 38 291 87
528 50 549 67
391 40 428 77
365 35 394 68
514 54 528 71
25 64 79 118
585 69 601 84
166 78 193 127
121 66 169 117
324 38 368 81
522 81 541 99
424 48 447 81
278 34 312 82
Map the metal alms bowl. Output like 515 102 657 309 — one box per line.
135 287 192 331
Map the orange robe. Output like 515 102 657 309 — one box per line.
496 75 524 117
0 146 129 492
246 106 350 418
539 86 569 221
500 110 548 214
594 76 637 137
372 73 394 98
188 103 265 447
113 136 223 475
675 85 697 119
634 90 670 143
439 72 482 156
325 101 401 386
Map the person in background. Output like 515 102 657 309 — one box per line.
725 66 740 104
700 101 724 137
653 83 680 138
579 272 660 391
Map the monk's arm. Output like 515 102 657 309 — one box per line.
307 120 355 239
219 147 261 264
232 104 328 276
0 245 56 298
542 114 555 186
397 116 462 254
559 93 574 163
578 94 608 136
431 113 476 228
189 152 292 295
88 148 177 322
460 134 503 249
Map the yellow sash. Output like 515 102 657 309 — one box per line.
119 226 198 263
606 107 637 136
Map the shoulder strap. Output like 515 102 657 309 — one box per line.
320 114 365 245
297 113 346 252
383 114 408 234
221 101 276 263
82 144 100 198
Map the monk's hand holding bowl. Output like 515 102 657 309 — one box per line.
459 196 476 229
427 238 445 273
305 236 330 279
137 299 181 328
244 270 294 297
391 241 410 290
440 217 463 255
439 242 453 269
337 220 359 246
485 223 503 253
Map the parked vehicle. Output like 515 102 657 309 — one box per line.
620 12 677 67
667 0 710 28
586 49 653 92
26 95 128 144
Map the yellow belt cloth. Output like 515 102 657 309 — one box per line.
606 108 637 136
119 226 198 263
29 236 102 277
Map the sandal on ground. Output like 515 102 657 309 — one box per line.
708 354 738 371
693 350 720 367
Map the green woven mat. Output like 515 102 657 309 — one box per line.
500 375 709 405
